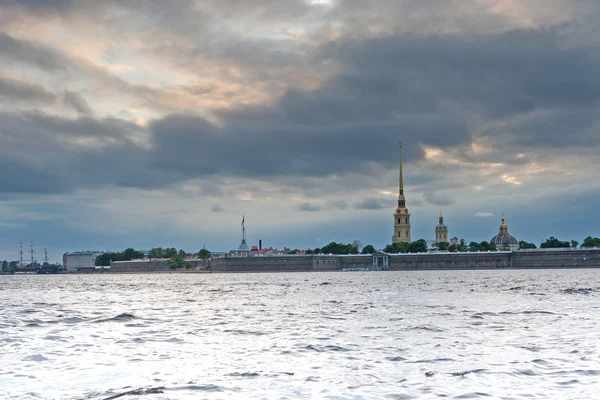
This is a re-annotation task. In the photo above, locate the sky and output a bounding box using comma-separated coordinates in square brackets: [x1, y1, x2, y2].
[1, 0, 600, 262]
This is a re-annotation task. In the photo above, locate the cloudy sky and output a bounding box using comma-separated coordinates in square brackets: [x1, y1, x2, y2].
[1, 0, 600, 261]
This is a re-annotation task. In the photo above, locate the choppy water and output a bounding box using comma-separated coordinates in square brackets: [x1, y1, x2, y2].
[1, 270, 600, 399]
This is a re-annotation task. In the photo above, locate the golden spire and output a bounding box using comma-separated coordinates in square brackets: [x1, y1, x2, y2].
[398, 141, 404, 195]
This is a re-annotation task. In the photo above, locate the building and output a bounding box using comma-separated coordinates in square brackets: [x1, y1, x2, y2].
[63, 251, 104, 273]
[490, 215, 519, 251]
[392, 141, 411, 243]
[435, 214, 449, 243]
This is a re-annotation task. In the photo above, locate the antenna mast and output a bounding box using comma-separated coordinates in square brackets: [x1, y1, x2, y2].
[44, 248, 49, 264]
[19, 242, 24, 267]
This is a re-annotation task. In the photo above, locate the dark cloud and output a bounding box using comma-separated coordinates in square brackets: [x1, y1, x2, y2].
[329, 200, 348, 210]
[211, 204, 224, 213]
[423, 191, 454, 206]
[0, 33, 68, 72]
[63, 91, 92, 115]
[0, 77, 55, 104]
[355, 197, 394, 210]
[297, 202, 321, 212]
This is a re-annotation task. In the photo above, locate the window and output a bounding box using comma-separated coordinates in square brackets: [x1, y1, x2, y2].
[398, 232, 401, 237]
[398, 218, 400, 224]
[406, 232, 409, 238]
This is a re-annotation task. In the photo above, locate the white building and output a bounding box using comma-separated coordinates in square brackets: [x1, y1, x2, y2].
[63, 251, 104, 273]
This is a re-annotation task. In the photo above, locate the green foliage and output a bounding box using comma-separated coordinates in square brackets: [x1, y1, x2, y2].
[169, 253, 190, 269]
[582, 237, 600, 248]
[384, 240, 428, 253]
[448, 244, 458, 252]
[468, 241, 497, 252]
[361, 244, 376, 254]
[436, 242, 449, 251]
[197, 248, 211, 260]
[352, 240, 363, 251]
[384, 242, 409, 253]
[571, 240, 579, 249]
[313, 248, 321, 254]
[319, 242, 359, 255]
[287, 250, 297, 254]
[408, 239, 428, 253]
[9, 261, 18, 268]
[519, 241, 537, 249]
[305, 249, 313, 254]
[1, 260, 7, 269]
[149, 247, 178, 259]
[540, 237, 571, 248]
[95, 248, 145, 266]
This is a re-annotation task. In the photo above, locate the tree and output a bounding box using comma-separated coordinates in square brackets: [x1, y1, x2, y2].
[519, 241, 537, 249]
[1, 260, 7, 270]
[352, 240, 363, 252]
[408, 239, 428, 253]
[320, 242, 359, 255]
[287, 250, 297, 254]
[437, 242, 449, 251]
[468, 242, 480, 252]
[458, 239, 468, 252]
[198, 248, 211, 260]
[581, 237, 600, 248]
[448, 244, 459, 252]
[571, 240, 579, 249]
[540, 237, 571, 248]
[9, 261, 18, 268]
[313, 248, 321, 254]
[169, 253, 189, 270]
[361, 244, 376, 254]
[305, 249, 313, 254]
[384, 242, 409, 253]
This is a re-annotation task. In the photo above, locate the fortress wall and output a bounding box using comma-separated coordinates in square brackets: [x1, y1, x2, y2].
[339, 255, 373, 269]
[389, 252, 512, 270]
[210, 256, 315, 272]
[511, 249, 600, 268]
[110, 260, 170, 272]
[109, 249, 600, 273]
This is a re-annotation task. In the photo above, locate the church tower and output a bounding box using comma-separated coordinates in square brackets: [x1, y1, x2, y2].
[392, 141, 411, 243]
[435, 213, 448, 243]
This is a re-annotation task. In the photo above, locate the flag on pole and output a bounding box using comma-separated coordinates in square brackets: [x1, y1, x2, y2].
[241, 215, 244, 226]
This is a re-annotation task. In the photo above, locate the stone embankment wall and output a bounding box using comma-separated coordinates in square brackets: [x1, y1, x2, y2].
[511, 249, 600, 269]
[110, 260, 170, 273]
[389, 252, 511, 270]
[108, 249, 600, 273]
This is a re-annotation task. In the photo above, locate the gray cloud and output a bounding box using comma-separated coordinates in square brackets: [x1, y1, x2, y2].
[63, 91, 92, 115]
[355, 197, 394, 210]
[0, 77, 55, 104]
[297, 202, 321, 212]
[0, 33, 68, 72]
[329, 200, 348, 210]
[423, 191, 454, 206]
[211, 204, 224, 213]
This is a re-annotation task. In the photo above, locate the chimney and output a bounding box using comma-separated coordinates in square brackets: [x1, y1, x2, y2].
[259, 240, 262, 250]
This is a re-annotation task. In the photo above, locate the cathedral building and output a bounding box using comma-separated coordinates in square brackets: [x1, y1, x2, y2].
[435, 214, 448, 243]
[392, 141, 411, 243]
[490, 215, 519, 251]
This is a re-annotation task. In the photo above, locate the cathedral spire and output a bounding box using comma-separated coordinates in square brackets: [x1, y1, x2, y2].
[392, 140, 411, 244]
[398, 141, 404, 195]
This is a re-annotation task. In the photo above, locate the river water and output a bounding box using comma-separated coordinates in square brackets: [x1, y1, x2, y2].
[1, 270, 599, 399]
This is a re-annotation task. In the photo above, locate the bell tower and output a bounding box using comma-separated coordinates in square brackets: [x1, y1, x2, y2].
[392, 141, 411, 243]
[435, 213, 448, 243]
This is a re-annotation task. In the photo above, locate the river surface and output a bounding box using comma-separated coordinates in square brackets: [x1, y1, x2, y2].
[1, 270, 600, 399]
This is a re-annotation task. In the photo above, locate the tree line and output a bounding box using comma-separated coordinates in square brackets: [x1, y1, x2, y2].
[297, 236, 600, 256]
[94, 247, 212, 269]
